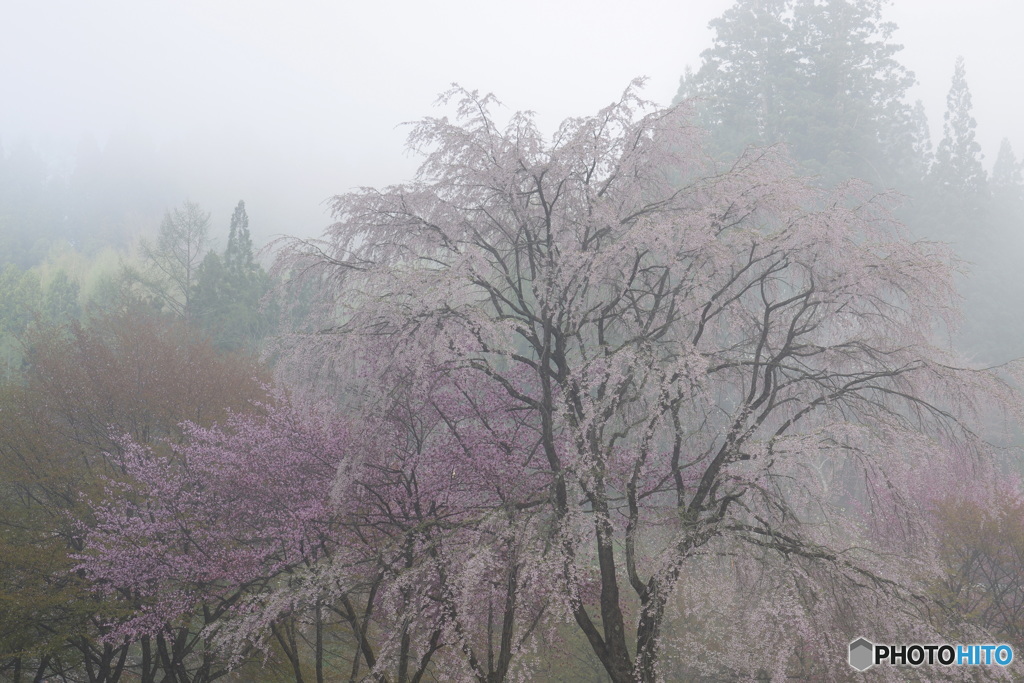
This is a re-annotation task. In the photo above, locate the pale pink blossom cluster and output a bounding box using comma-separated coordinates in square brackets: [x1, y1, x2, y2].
[78, 81, 1023, 681]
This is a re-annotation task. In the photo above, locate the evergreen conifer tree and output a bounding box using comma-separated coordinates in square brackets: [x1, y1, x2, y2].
[679, 0, 919, 187]
[933, 57, 987, 201]
[678, 0, 794, 156]
[992, 138, 1023, 205]
[225, 200, 255, 275]
[192, 200, 270, 350]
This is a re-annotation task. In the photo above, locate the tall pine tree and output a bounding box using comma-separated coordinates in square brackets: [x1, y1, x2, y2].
[933, 56, 987, 202]
[678, 0, 795, 156]
[679, 0, 919, 187]
[925, 58, 1022, 361]
[225, 200, 255, 275]
[990, 138, 1021, 206]
[789, 0, 917, 182]
[192, 201, 270, 350]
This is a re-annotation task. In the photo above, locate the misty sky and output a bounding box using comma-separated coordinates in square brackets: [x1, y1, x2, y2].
[2, 0, 1022, 241]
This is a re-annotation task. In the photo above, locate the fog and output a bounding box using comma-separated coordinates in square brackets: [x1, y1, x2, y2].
[7, 3, 1024, 679]
[4, 0, 1021, 244]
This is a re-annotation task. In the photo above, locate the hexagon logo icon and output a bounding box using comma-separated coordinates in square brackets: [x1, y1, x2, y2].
[849, 637, 874, 671]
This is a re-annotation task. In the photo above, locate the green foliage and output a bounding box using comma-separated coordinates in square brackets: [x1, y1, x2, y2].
[926, 57, 988, 252]
[140, 200, 212, 320]
[226, 200, 255, 274]
[0, 265, 41, 379]
[681, 1, 1024, 364]
[933, 496, 1024, 649]
[0, 265, 41, 335]
[680, 0, 919, 187]
[0, 309, 271, 681]
[914, 57, 1021, 361]
[43, 271, 81, 322]
[680, 0, 795, 159]
[933, 57, 987, 200]
[0, 381, 124, 678]
[992, 138, 1024, 206]
[192, 200, 272, 351]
